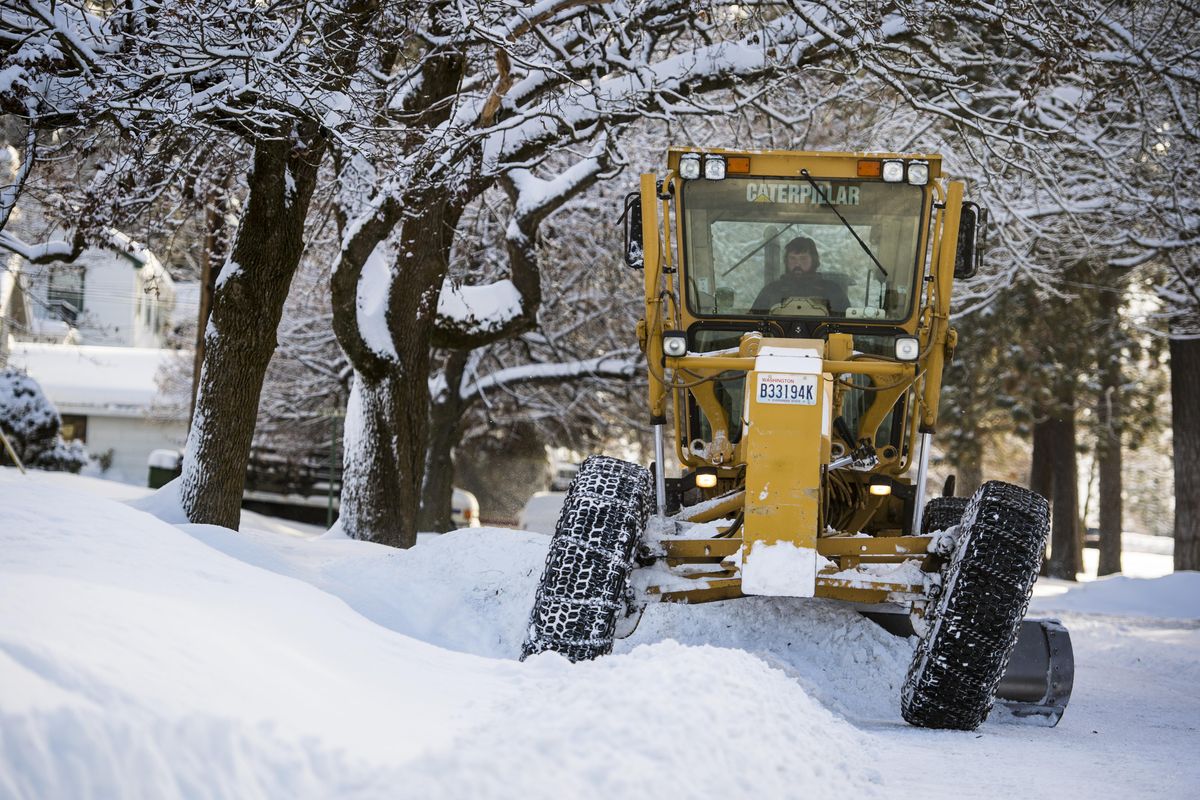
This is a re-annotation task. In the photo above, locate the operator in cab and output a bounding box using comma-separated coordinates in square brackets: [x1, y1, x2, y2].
[751, 236, 849, 315]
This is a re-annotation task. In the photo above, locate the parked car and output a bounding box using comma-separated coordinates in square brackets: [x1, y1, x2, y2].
[549, 463, 579, 492]
[518, 491, 566, 535]
[452, 487, 481, 528]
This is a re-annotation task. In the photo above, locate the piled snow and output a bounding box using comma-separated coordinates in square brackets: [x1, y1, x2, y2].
[621, 597, 914, 723]
[1, 470, 884, 798]
[3, 467, 1198, 798]
[183, 523, 546, 659]
[436, 279, 523, 333]
[742, 540, 820, 596]
[357, 242, 399, 359]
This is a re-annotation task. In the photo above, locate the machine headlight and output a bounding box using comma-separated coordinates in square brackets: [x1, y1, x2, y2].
[695, 467, 718, 489]
[662, 330, 688, 358]
[882, 159, 905, 183]
[907, 160, 929, 185]
[703, 154, 727, 180]
[895, 337, 920, 361]
[679, 153, 702, 180]
[869, 476, 893, 496]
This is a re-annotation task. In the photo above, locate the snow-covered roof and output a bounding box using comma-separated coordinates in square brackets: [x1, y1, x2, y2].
[5, 342, 184, 418]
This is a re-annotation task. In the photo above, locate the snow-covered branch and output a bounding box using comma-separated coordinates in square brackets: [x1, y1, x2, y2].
[460, 350, 641, 402]
[0, 229, 83, 264]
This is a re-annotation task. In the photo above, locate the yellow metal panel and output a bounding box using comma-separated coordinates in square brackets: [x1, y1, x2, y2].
[740, 343, 828, 597]
[641, 172, 667, 419]
[652, 578, 745, 604]
[815, 575, 925, 604]
[920, 180, 963, 431]
[817, 536, 932, 557]
[660, 539, 743, 559]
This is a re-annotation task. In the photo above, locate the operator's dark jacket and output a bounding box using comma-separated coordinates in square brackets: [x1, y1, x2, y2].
[752, 272, 849, 314]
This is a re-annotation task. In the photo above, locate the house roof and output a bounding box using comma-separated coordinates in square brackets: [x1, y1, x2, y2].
[6, 342, 189, 419]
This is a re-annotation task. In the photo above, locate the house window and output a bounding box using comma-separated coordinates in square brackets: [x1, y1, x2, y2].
[48, 265, 86, 324]
[59, 414, 88, 443]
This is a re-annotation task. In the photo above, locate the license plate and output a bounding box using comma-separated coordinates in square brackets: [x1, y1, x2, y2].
[756, 373, 817, 405]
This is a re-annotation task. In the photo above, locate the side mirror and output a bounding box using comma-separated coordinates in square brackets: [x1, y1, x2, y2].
[954, 202, 987, 280]
[622, 192, 644, 269]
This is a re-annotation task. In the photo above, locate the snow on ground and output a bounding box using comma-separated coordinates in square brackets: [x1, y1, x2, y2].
[2, 467, 1198, 799]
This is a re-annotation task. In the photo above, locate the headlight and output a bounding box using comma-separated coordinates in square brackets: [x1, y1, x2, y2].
[907, 160, 929, 185]
[895, 336, 920, 361]
[703, 154, 727, 180]
[678, 153, 701, 180]
[869, 476, 893, 496]
[882, 159, 905, 183]
[662, 331, 688, 358]
[695, 467, 718, 489]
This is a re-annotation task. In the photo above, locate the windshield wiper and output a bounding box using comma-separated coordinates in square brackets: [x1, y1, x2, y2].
[720, 223, 798, 277]
[800, 169, 888, 279]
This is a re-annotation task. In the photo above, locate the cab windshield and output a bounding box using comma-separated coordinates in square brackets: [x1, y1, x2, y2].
[681, 177, 926, 322]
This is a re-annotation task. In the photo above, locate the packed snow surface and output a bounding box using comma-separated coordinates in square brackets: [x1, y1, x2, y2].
[2, 468, 1198, 799]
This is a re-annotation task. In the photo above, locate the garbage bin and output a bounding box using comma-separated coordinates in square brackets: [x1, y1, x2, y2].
[147, 449, 183, 488]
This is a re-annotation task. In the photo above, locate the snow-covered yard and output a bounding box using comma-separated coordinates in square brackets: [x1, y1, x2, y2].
[2, 468, 1197, 799]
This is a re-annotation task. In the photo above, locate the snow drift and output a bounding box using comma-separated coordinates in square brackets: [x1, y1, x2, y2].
[3, 468, 1198, 799]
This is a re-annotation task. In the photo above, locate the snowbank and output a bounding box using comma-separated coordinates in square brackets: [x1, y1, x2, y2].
[3, 467, 1198, 799]
[0, 470, 883, 798]
[1031, 571, 1200, 620]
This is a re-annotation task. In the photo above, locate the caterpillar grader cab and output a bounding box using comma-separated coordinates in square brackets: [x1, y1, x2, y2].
[522, 148, 1074, 730]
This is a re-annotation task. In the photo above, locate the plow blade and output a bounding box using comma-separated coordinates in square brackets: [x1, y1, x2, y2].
[866, 612, 1075, 726]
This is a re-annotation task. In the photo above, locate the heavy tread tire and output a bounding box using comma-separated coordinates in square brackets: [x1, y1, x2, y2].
[521, 455, 652, 662]
[901, 480, 1049, 730]
[921, 496, 971, 534]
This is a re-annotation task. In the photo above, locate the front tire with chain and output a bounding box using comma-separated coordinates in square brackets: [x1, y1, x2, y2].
[902, 481, 1049, 730]
[521, 455, 652, 662]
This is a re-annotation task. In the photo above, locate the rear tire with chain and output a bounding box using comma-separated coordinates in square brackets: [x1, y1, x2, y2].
[902, 481, 1049, 730]
[521, 455, 652, 662]
[921, 496, 971, 534]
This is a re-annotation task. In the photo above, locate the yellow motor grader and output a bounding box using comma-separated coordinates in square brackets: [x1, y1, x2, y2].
[522, 148, 1074, 730]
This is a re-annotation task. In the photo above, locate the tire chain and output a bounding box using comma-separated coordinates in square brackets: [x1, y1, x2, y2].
[921, 496, 971, 534]
[521, 455, 652, 662]
[902, 480, 1049, 730]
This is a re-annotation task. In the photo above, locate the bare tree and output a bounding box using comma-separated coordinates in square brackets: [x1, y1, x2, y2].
[3, 0, 385, 527]
[7, 0, 1195, 551]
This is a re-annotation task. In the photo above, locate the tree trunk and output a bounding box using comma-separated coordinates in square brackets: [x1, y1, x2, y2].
[1172, 334, 1200, 571]
[1030, 415, 1054, 502]
[956, 435, 984, 498]
[176, 0, 378, 530]
[1045, 386, 1079, 580]
[1097, 287, 1123, 575]
[418, 350, 469, 533]
[340, 368, 424, 547]
[189, 178, 229, 427]
[1031, 412, 1054, 575]
[180, 135, 324, 529]
[332, 194, 464, 547]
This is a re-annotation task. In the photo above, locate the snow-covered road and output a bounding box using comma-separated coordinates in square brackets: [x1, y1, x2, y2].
[2, 468, 1197, 799]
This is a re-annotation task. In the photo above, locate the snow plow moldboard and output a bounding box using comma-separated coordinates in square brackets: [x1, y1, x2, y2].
[865, 611, 1075, 726]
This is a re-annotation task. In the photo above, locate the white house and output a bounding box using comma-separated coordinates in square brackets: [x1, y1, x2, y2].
[5, 342, 190, 484]
[2, 211, 194, 484]
[15, 234, 178, 349]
